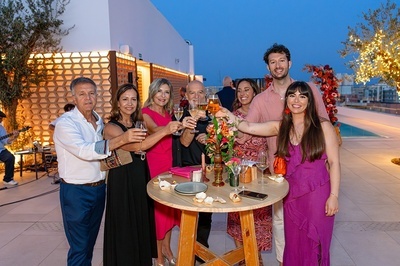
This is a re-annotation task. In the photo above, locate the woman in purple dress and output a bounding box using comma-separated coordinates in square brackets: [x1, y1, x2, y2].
[218, 81, 341, 265]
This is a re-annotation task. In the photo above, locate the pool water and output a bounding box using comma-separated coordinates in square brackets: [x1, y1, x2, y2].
[338, 123, 379, 137]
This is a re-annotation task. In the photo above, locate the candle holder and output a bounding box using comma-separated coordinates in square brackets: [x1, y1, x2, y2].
[212, 151, 224, 187]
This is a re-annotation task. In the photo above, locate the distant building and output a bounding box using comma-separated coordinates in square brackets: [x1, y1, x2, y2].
[366, 83, 399, 103]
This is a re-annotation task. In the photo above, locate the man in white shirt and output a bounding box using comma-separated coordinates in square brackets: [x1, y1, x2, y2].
[53, 77, 146, 266]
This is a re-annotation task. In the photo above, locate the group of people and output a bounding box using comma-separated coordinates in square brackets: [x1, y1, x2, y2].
[217, 43, 340, 265]
[52, 42, 340, 266]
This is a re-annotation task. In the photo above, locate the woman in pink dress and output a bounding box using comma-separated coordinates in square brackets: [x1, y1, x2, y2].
[219, 81, 341, 265]
[142, 78, 183, 266]
[226, 79, 272, 265]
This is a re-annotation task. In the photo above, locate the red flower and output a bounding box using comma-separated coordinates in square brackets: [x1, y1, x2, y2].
[303, 64, 341, 126]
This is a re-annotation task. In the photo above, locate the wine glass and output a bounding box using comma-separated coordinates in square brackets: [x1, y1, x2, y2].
[256, 151, 269, 186]
[135, 121, 147, 160]
[207, 94, 220, 119]
[197, 96, 209, 121]
[173, 104, 183, 136]
[188, 101, 199, 133]
[229, 164, 242, 192]
[239, 158, 250, 191]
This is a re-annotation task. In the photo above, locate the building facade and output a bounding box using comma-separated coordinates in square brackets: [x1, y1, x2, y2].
[19, 0, 195, 145]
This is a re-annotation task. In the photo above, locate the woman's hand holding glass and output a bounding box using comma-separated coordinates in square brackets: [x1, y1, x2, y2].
[166, 121, 183, 135]
[173, 104, 184, 136]
[134, 121, 148, 160]
[215, 107, 235, 121]
[123, 128, 147, 143]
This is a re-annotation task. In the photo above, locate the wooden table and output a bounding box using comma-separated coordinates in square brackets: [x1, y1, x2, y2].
[147, 171, 289, 266]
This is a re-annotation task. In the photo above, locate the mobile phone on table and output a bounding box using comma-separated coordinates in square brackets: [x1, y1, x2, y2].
[239, 190, 268, 200]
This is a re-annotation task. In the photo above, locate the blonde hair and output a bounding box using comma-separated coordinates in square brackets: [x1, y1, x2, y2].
[143, 78, 174, 114]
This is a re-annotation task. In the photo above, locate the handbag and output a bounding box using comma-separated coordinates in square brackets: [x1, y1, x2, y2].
[100, 148, 133, 171]
[273, 156, 287, 176]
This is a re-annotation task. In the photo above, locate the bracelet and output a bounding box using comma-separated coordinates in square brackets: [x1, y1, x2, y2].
[235, 118, 244, 128]
[330, 192, 338, 198]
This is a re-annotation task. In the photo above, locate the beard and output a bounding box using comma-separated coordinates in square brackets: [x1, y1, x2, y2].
[270, 68, 289, 80]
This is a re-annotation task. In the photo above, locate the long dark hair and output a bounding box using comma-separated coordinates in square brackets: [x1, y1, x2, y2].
[276, 81, 325, 162]
[232, 78, 260, 111]
[109, 83, 143, 122]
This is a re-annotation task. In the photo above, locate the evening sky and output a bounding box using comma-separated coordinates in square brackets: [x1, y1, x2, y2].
[150, 0, 395, 86]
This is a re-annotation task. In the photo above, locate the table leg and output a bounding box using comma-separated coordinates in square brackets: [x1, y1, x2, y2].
[239, 210, 259, 266]
[19, 154, 23, 177]
[34, 151, 38, 180]
[177, 210, 198, 266]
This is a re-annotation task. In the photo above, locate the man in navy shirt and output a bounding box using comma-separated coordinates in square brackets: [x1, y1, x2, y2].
[216, 76, 235, 111]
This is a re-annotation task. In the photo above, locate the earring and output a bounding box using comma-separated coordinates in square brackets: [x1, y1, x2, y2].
[284, 107, 291, 115]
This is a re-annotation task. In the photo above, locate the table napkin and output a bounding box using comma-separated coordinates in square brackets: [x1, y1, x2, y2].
[170, 166, 201, 178]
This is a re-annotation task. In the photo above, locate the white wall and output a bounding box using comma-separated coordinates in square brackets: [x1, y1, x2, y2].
[59, 0, 191, 73]
[59, 0, 111, 51]
[108, 0, 190, 73]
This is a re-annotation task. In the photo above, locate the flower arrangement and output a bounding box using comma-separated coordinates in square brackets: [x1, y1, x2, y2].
[225, 157, 241, 175]
[303, 64, 341, 125]
[264, 74, 273, 90]
[205, 117, 237, 163]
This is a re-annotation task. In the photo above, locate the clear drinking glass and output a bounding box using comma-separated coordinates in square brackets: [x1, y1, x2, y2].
[256, 151, 269, 186]
[197, 96, 209, 121]
[207, 94, 220, 119]
[135, 121, 147, 160]
[239, 158, 250, 191]
[230, 164, 242, 192]
[173, 104, 183, 136]
[188, 101, 199, 133]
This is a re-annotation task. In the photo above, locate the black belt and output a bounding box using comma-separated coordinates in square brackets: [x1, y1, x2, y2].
[60, 178, 105, 187]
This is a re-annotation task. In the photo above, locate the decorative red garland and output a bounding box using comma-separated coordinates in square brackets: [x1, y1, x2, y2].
[264, 74, 273, 90]
[264, 65, 340, 125]
[304, 65, 341, 125]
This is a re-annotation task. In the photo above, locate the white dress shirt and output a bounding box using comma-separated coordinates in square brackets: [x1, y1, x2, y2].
[54, 108, 109, 184]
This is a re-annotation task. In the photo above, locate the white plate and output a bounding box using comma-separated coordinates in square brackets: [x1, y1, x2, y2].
[174, 182, 208, 195]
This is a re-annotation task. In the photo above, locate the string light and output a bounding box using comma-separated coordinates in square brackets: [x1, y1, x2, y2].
[353, 30, 400, 90]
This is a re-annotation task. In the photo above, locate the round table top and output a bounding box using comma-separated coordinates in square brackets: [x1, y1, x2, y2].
[147, 171, 289, 213]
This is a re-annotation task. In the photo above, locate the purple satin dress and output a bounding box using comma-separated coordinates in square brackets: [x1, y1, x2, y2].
[283, 144, 334, 265]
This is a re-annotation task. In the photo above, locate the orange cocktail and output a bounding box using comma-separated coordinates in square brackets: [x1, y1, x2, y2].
[207, 94, 220, 116]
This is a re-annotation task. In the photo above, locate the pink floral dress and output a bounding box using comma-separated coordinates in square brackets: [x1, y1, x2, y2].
[226, 109, 273, 251]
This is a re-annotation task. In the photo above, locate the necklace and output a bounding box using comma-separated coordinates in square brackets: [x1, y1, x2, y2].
[290, 126, 303, 145]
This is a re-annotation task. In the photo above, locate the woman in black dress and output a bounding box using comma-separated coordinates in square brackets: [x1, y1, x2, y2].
[103, 83, 182, 266]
